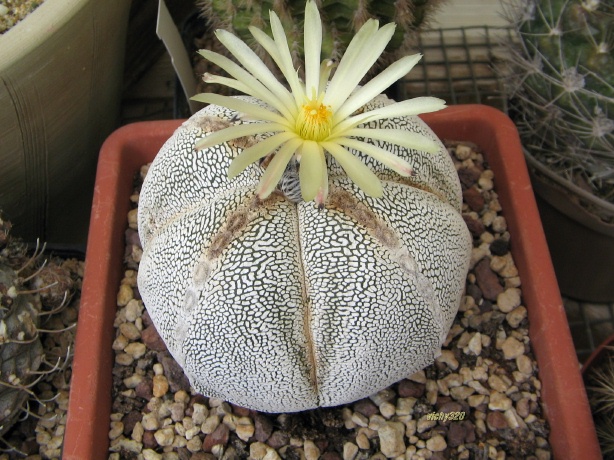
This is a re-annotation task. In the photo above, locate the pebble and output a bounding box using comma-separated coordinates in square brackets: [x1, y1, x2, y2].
[152, 374, 169, 397]
[474, 258, 504, 300]
[436, 350, 459, 370]
[506, 306, 527, 328]
[304, 440, 320, 460]
[236, 417, 255, 441]
[117, 283, 134, 306]
[203, 423, 229, 452]
[426, 434, 447, 452]
[124, 342, 147, 359]
[467, 332, 482, 355]
[343, 442, 359, 460]
[253, 413, 274, 442]
[154, 427, 174, 447]
[141, 324, 167, 351]
[356, 431, 370, 449]
[501, 337, 525, 359]
[489, 391, 513, 411]
[396, 397, 416, 416]
[517, 355, 533, 375]
[497, 288, 521, 313]
[378, 421, 406, 457]
[486, 412, 508, 430]
[119, 322, 141, 341]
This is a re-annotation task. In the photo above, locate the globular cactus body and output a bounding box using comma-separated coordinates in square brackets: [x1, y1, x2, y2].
[507, 0, 614, 202]
[137, 96, 472, 413]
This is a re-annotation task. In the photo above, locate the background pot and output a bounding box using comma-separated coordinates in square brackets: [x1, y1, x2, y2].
[63, 105, 600, 460]
[0, 0, 131, 246]
[526, 151, 614, 303]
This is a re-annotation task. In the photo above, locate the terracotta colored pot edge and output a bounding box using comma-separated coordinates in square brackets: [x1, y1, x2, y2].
[63, 107, 599, 459]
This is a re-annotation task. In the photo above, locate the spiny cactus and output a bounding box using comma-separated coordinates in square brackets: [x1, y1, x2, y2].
[197, 0, 445, 80]
[0, 213, 75, 437]
[506, 0, 614, 204]
[0, 216, 43, 436]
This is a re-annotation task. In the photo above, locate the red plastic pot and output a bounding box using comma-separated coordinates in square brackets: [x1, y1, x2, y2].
[63, 105, 600, 459]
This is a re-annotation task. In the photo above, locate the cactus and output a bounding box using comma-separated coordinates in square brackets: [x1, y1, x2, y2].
[505, 0, 614, 204]
[0, 215, 43, 436]
[0, 213, 75, 437]
[197, 0, 445, 80]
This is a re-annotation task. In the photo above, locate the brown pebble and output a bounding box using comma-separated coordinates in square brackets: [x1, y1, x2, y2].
[142, 430, 157, 449]
[125, 228, 142, 247]
[398, 379, 425, 399]
[231, 404, 251, 417]
[462, 420, 476, 443]
[122, 410, 143, 436]
[463, 187, 485, 212]
[267, 430, 290, 449]
[135, 380, 154, 400]
[438, 401, 463, 414]
[517, 398, 530, 418]
[253, 413, 273, 442]
[202, 423, 229, 452]
[353, 398, 379, 417]
[141, 324, 167, 352]
[463, 214, 485, 238]
[321, 453, 342, 460]
[475, 258, 504, 301]
[447, 422, 467, 447]
[157, 352, 191, 392]
[458, 166, 482, 188]
[487, 411, 509, 430]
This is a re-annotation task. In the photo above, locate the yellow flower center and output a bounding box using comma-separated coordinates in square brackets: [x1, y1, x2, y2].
[296, 98, 333, 142]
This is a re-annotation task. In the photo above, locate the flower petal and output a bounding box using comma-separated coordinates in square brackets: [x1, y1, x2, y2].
[324, 21, 395, 111]
[337, 137, 414, 176]
[256, 14, 305, 104]
[321, 142, 383, 197]
[304, 0, 322, 95]
[299, 140, 326, 201]
[339, 128, 440, 153]
[256, 138, 302, 198]
[199, 50, 293, 119]
[334, 54, 422, 123]
[195, 122, 286, 151]
[227, 132, 296, 178]
[215, 30, 297, 116]
[191, 93, 292, 127]
[334, 96, 446, 134]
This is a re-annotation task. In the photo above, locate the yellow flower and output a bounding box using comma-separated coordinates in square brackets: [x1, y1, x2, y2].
[193, 0, 446, 206]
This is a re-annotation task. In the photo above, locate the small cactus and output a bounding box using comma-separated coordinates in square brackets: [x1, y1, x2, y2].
[505, 0, 614, 204]
[0, 216, 43, 435]
[197, 0, 446, 80]
[0, 213, 75, 436]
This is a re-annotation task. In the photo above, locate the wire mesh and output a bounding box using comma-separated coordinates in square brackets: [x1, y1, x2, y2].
[400, 25, 516, 111]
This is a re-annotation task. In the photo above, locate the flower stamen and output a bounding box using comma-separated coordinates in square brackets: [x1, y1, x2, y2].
[297, 98, 333, 141]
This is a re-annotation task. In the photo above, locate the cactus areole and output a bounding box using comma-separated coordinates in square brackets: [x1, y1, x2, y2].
[138, 1, 471, 412]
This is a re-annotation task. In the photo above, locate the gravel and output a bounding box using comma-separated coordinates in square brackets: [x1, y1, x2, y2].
[107, 141, 552, 459]
[0, 258, 83, 460]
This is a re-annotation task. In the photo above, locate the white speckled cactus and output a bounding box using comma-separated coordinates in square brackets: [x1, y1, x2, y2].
[138, 0, 471, 412]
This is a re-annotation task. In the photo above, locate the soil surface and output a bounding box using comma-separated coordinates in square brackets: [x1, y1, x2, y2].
[0, 0, 45, 34]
